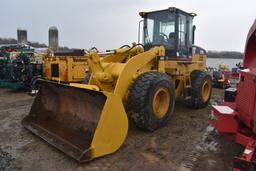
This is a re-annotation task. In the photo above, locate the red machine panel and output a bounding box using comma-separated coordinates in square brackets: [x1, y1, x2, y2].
[236, 70, 256, 129]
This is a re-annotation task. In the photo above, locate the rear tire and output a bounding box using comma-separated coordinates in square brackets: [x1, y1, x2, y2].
[126, 72, 175, 131]
[186, 70, 212, 109]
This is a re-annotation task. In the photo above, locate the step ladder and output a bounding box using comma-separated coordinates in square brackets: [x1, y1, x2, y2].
[184, 73, 192, 100]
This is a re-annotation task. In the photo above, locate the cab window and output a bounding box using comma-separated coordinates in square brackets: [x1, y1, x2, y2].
[178, 14, 186, 48]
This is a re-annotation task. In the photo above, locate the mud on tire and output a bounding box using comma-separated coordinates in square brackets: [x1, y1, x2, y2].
[126, 72, 175, 131]
[186, 70, 212, 109]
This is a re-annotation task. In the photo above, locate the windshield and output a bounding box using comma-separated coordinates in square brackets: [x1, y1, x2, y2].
[144, 11, 176, 50]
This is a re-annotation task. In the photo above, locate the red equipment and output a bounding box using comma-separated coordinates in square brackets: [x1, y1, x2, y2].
[211, 20, 256, 171]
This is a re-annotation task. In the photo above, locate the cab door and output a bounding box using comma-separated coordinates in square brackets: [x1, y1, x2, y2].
[177, 14, 188, 58]
[177, 14, 193, 59]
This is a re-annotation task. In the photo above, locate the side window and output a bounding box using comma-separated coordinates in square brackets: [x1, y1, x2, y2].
[144, 19, 154, 44]
[188, 16, 193, 46]
[178, 14, 186, 47]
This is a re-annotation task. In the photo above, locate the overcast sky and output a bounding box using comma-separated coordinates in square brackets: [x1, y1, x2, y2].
[1, 0, 256, 52]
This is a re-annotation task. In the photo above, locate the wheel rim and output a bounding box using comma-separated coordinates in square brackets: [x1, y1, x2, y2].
[201, 80, 211, 102]
[153, 87, 170, 119]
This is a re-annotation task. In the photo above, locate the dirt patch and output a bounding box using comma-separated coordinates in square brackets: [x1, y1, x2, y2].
[0, 88, 33, 110]
[0, 88, 239, 171]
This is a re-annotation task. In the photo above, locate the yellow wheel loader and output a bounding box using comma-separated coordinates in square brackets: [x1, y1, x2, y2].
[22, 7, 212, 162]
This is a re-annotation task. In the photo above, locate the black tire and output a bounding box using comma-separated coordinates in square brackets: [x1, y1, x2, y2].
[186, 70, 212, 109]
[82, 72, 91, 84]
[29, 76, 43, 96]
[29, 76, 42, 90]
[126, 72, 175, 131]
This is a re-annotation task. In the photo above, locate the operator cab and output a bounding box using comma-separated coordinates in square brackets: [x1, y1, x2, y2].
[140, 7, 196, 59]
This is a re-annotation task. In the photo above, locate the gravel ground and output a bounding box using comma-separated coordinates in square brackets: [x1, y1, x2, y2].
[0, 147, 19, 171]
[0, 88, 240, 171]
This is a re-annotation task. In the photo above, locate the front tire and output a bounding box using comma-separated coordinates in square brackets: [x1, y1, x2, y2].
[126, 72, 175, 131]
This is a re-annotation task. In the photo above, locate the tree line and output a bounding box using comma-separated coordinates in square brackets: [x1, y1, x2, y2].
[207, 50, 243, 59]
[0, 38, 69, 50]
[0, 38, 47, 48]
[0, 38, 244, 57]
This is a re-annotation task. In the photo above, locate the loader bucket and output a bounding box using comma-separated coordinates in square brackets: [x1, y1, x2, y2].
[22, 80, 128, 162]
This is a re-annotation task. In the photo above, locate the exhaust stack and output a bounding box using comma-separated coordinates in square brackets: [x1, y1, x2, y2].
[49, 26, 59, 49]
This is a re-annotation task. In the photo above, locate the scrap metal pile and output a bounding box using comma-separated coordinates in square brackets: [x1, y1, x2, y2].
[0, 44, 44, 89]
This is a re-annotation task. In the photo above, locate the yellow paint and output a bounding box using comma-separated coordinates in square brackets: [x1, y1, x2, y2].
[44, 53, 88, 83]
[201, 80, 211, 102]
[69, 83, 99, 91]
[91, 91, 128, 158]
[153, 87, 170, 118]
